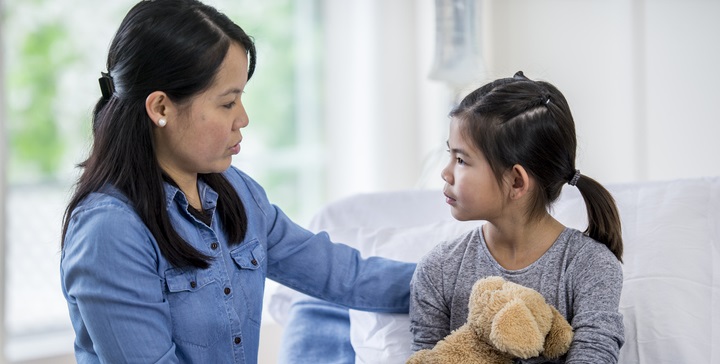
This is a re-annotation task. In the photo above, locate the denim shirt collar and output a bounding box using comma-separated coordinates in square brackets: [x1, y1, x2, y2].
[163, 177, 219, 212]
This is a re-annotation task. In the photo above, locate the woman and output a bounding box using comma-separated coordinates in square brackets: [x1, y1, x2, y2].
[60, 1, 414, 363]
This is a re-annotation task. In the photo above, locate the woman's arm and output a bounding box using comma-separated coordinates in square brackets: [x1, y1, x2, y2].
[61, 201, 178, 363]
[265, 204, 416, 312]
[231, 167, 416, 313]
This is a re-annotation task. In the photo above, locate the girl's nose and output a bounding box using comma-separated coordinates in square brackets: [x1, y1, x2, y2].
[441, 165, 453, 184]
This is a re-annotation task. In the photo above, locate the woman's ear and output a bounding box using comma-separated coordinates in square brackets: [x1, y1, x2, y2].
[507, 164, 531, 200]
[145, 91, 173, 127]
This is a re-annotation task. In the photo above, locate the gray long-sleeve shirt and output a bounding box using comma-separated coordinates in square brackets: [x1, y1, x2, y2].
[410, 226, 624, 363]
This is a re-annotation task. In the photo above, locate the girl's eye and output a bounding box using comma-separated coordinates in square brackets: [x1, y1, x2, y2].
[456, 157, 466, 166]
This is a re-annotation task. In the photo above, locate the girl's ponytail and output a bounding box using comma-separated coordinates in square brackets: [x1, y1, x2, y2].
[573, 172, 624, 262]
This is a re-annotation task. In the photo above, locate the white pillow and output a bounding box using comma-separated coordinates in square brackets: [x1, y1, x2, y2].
[610, 178, 719, 363]
[349, 219, 483, 364]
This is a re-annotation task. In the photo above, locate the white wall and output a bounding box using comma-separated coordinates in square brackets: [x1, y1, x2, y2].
[483, 0, 720, 184]
[322, 0, 720, 202]
[643, 0, 720, 181]
[322, 0, 452, 202]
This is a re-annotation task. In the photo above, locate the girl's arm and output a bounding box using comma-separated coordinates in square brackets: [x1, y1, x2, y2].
[565, 243, 625, 363]
[409, 249, 452, 351]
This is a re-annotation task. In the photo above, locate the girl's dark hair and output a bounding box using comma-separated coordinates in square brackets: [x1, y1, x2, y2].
[62, 0, 257, 268]
[451, 71, 623, 262]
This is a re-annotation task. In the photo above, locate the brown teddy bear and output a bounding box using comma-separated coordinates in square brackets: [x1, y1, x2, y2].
[407, 276, 574, 364]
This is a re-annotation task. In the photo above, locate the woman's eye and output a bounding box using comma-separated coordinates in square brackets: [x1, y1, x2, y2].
[223, 101, 236, 109]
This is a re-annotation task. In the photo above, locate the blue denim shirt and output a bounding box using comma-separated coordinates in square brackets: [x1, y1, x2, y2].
[60, 167, 415, 363]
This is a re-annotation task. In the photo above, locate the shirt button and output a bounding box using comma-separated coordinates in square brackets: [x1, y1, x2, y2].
[251, 259, 258, 266]
[190, 281, 197, 288]
[234, 337, 241, 344]
[224, 287, 231, 295]
[211, 242, 219, 250]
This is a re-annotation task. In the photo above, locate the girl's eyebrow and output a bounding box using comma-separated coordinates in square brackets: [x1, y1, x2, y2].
[446, 140, 469, 156]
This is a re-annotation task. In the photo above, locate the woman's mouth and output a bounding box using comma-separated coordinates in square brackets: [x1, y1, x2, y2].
[229, 142, 241, 155]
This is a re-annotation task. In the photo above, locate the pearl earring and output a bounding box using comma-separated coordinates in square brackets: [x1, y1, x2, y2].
[158, 118, 167, 127]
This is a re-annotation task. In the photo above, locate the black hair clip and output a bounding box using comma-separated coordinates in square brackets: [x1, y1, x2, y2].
[98, 72, 115, 100]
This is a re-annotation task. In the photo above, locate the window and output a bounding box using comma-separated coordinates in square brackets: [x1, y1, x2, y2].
[1, 0, 323, 361]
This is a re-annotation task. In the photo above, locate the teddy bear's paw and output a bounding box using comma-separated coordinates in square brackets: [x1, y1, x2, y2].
[541, 307, 574, 359]
[489, 298, 544, 359]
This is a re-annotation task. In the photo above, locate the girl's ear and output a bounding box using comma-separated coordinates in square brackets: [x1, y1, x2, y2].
[145, 91, 175, 127]
[507, 164, 531, 200]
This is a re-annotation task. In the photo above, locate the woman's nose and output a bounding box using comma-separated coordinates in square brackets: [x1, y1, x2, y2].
[234, 103, 249, 130]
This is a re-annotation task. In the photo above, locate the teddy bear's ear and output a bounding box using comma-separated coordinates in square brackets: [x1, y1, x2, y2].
[489, 297, 545, 359]
[541, 306, 574, 359]
[469, 276, 507, 317]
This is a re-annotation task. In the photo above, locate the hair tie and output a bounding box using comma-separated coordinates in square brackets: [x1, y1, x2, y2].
[513, 70, 528, 80]
[568, 169, 581, 186]
[98, 72, 115, 100]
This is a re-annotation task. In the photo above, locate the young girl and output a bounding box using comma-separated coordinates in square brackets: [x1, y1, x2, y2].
[410, 72, 624, 362]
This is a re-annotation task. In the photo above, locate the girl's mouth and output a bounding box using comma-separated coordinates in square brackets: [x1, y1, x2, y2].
[444, 193, 456, 205]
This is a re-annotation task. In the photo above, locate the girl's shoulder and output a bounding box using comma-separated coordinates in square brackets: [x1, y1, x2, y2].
[419, 226, 482, 268]
[559, 227, 623, 274]
[562, 228, 616, 255]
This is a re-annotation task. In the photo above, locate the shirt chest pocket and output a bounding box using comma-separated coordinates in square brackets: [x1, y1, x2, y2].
[230, 239, 266, 271]
[229, 239, 267, 324]
[164, 267, 226, 348]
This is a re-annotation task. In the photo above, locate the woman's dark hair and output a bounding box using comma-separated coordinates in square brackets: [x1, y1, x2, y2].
[62, 0, 257, 268]
[451, 71, 623, 261]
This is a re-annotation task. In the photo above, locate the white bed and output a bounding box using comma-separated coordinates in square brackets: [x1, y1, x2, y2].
[270, 176, 720, 363]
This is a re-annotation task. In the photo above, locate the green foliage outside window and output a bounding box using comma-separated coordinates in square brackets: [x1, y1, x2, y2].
[6, 21, 74, 178]
[3, 0, 322, 222]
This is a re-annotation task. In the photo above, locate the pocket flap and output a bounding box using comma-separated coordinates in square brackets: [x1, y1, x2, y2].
[230, 239, 266, 270]
[165, 267, 215, 292]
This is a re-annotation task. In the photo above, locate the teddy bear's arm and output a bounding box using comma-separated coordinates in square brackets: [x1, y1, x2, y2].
[541, 306, 574, 359]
